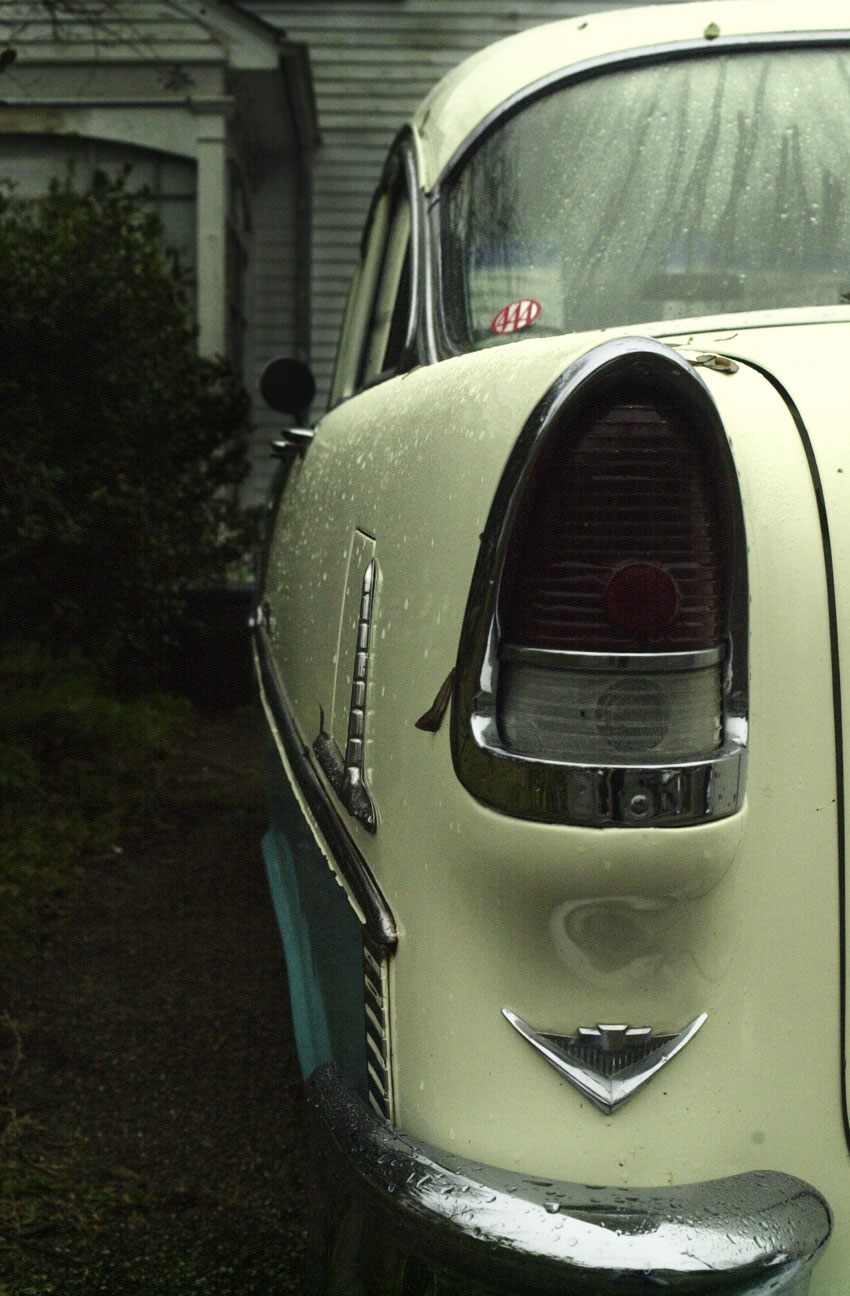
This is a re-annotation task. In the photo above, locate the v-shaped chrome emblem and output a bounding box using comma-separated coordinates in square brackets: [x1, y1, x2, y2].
[503, 1008, 707, 1115]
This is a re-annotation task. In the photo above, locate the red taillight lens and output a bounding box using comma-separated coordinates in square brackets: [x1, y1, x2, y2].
[603, 562, 678, 637]
[501, 405, 723, 653]
[497, 400, 728, 763]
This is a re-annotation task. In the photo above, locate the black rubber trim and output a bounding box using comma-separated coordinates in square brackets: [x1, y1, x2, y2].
[732, 356, 849, 1159]
[254, 623, 397, 952]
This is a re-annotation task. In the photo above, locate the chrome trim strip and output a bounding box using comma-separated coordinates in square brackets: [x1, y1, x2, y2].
[307, 1063, 832, 1293]
[500, 644, 724, 674]
[451, 338, 748, 828]
[271, 427, 314, 456]
[253, 625, 397, 951]
[503, 1008, 707, 1115]
[399, 132, 424, 372]
[326, 130, 426, 412]
[312, 732, 377, 834]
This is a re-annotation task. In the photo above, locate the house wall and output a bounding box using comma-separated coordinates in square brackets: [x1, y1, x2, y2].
[243, 155, 305, 506]
[0, 2, 236, 359]
[247, 1, 679, 412]
[0, 1, 319, 510]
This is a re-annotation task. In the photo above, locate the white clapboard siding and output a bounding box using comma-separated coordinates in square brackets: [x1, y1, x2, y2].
[0, 2, 224, 50]
[246, 0, 681, 410]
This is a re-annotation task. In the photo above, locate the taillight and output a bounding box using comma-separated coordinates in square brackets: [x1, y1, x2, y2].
[502, 405, 722, 653]
[451, 339, 747, 827]
[497, 401, 726, 765]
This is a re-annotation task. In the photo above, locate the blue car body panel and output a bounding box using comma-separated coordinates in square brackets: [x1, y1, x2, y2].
[262, 728, 368, 1098]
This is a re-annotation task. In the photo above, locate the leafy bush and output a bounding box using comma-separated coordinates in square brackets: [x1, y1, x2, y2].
[0, 173, 255, 687]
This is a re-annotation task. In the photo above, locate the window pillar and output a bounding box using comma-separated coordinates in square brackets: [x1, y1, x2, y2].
[194, 108, 228, 358]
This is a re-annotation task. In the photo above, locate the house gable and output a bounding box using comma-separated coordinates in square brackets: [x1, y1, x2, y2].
[0, 1, 318, 503]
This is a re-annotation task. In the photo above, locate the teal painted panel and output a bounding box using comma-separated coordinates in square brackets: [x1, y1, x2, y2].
[263, 827, 331, 1079]
[262, 726, 369, 1097]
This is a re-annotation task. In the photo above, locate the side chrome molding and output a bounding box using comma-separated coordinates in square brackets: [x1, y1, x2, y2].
[503, 1007, 707, 1115]
[254, 624, 396, 1122]
[253, 622, 396, 951]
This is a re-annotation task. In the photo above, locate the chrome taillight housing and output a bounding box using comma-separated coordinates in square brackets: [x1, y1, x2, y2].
[451, 339, 747, 827]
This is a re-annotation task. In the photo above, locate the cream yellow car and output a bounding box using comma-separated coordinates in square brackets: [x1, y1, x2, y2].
[253, 3, 849, 1290]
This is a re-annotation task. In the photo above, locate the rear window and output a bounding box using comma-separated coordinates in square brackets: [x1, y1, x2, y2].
[442, 46, 850, 347]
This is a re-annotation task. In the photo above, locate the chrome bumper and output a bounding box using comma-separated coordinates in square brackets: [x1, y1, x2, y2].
[306, 1064, 831, 1295]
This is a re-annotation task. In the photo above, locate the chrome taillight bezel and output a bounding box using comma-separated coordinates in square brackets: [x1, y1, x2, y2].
[450, 337, 748, 827]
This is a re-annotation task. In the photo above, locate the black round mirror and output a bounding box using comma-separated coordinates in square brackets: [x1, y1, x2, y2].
[260, 357, 316, 417]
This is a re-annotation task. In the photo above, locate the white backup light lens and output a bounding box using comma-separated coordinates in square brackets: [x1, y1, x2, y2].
[499, 661, 722, 762]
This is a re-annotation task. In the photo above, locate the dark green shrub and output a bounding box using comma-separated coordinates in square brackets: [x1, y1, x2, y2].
[0, 173, 255, 687]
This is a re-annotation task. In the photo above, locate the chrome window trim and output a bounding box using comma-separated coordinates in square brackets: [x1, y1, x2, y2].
[450, 337, 748, 828]
[253, 623, 397, 951]
[500, 644, 724, 674]
[426, 32, 850, 363]
[327, 129, 425, 411]
[307, 1062, 832, 1293]
[422, 181, 440, 370]
[396, 132, 423, 374]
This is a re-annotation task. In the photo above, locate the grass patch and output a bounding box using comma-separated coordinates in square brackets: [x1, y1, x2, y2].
[0, 646, 191, 1267]
[0, 645, 188, 953]
[0, 1012, 152, 1265]
[0, 656, 305, 1293]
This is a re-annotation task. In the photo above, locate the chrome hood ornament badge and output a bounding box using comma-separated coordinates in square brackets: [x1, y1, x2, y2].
[503, 1008, 707, 1115]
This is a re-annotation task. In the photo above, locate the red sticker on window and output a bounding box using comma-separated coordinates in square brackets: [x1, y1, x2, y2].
[491, 298, 541, 334]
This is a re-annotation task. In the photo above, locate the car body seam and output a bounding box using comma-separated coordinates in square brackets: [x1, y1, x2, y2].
[729, 353, 849, 1160]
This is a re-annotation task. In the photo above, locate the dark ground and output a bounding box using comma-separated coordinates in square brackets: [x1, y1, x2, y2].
[0, 705, 311, 1295]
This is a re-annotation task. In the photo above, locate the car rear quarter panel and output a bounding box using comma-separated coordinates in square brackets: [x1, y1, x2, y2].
[263, 333, 846, 1292]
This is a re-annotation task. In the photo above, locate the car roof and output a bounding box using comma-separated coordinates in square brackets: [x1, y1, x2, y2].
[411, 0, 850, 189]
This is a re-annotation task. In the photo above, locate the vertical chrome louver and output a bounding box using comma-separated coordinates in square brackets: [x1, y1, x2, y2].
[313, 557, 378, 832]
[364, 935, 393, 1120]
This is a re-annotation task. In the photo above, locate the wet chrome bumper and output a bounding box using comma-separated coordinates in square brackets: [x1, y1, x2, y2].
[306, 1064, 831, 1295]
